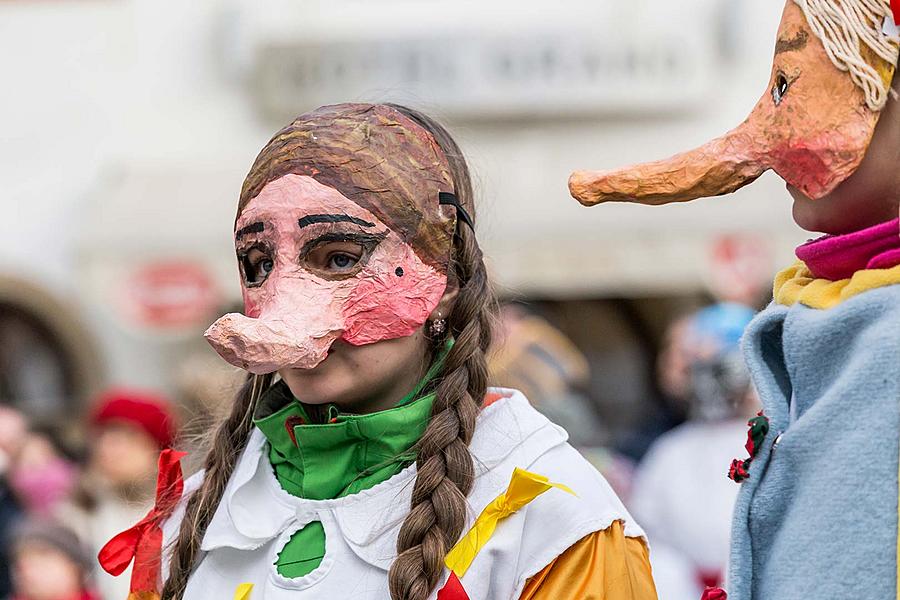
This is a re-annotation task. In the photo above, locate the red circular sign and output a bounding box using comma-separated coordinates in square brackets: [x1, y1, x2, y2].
[708, 234, 773, 304]
[121, 261, 220, 329]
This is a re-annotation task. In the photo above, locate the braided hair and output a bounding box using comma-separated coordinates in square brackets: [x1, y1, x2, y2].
[162, 373, 272, 599]
[386, 105, 497, 600]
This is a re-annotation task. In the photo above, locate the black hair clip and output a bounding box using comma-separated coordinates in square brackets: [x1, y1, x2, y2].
[439, 192, 475, 231]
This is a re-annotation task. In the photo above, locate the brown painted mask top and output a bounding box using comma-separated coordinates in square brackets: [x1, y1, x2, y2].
[240, 103, 457, 268]
[569, 0, 899, 207]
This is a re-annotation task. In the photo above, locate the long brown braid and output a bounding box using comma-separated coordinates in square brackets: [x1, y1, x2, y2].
[386, 105, 497, 600]
[161, 106, 495, 600]
[161, 372, 272, 599]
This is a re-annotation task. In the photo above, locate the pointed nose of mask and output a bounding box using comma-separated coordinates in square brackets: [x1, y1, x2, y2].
[569, 0, 896, 207]
[569, 122, 767, 206]
[204, 311, 341, 375]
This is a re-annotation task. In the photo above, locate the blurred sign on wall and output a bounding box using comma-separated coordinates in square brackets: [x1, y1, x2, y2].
[118, 261, 221, 330]
[252, 31, 717, 120]
[236, 0, 727, 122]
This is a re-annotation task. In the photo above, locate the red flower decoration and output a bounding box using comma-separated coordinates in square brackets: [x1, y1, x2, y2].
[728, 411, 769, 483]
[701, 587, 728, 600]
[728, 458, 750, 483]
[98, 449, 187, 599]
[745, 436, 757, 456]
[744, 411, 769, 457]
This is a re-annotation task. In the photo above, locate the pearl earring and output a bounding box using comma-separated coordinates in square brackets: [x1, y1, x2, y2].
[429, 313, 446, 337]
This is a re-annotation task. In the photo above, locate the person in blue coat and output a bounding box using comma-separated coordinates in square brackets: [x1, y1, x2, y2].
[568, 0, 900, 597]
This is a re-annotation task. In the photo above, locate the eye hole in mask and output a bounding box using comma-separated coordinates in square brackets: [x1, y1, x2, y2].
[298, 231, 387, 280]
[772, 71, 791, 105]
[239, 246, 275, 287]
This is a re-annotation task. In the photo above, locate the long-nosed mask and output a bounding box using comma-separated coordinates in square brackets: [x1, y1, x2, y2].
[569, 0, 899, 207]
[205, 104, 459, 374]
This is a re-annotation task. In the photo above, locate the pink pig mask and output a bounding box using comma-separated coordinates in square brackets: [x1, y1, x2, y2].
[204, 104, 460, 374]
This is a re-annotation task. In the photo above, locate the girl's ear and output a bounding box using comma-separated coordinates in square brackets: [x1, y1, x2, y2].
[430, 278, 459, 321]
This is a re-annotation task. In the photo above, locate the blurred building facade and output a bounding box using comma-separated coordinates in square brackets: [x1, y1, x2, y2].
[0, 0, 800, 447]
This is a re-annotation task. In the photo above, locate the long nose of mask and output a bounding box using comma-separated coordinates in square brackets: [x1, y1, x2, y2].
[570, 0, 898, 207]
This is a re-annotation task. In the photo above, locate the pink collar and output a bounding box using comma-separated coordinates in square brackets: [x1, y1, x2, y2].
[796, 218, 900, 280]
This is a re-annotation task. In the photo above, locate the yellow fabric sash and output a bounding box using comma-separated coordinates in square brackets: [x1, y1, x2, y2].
[444, 468, 575, 578]
[773, 261, 900, 309]
[233, 583, 253, 600]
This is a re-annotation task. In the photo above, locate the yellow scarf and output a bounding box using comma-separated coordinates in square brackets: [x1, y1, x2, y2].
[773, 261, 900, 309]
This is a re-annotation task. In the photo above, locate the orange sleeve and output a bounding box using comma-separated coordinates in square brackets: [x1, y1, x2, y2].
[519, 520, 658, 600]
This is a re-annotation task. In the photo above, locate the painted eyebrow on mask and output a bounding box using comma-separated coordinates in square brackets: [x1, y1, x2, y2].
[298, 214, 376, 229]
[235, 221, 264, 240]
[299, 231, 387, 258]
[775, 30, 809, 54]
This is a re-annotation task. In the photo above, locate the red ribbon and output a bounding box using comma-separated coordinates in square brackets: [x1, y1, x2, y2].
[892, 0, 900, 26]
[437, 572, 470, 600]
[98, 449, 187, 596]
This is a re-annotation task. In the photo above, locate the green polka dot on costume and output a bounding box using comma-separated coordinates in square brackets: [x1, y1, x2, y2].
[276, 521, 326, 578]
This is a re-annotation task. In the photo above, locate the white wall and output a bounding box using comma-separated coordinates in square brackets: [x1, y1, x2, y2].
[0, 0, 799, 389]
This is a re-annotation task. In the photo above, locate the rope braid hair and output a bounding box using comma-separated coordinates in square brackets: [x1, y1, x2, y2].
[161, 372, 272, 600]
[387, 105, 498, 600]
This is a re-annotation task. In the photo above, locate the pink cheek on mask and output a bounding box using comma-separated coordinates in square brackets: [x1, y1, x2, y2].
[341, 260, 447, 346]
[772, 145, 834, 198]
[771, 133, 865, 200]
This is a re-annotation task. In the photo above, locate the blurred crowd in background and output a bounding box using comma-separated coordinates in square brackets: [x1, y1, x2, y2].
[1, 0, 806, 598]
[0, 298, 762, 600]
[1, 388, 176, 600]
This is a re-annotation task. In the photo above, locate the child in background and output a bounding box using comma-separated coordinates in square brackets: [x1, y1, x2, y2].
[631, 304, 758, 599]
[59, 388, 176, 600]
[0, 406, 27, 598]
[11, 520, 100, 600]
[7, 424, 78, 519]
[487, 304, 604, 449]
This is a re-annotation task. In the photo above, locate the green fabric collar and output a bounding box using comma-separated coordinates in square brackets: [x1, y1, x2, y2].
[253, 340, 450, 501]
[254, 382, 434, 499]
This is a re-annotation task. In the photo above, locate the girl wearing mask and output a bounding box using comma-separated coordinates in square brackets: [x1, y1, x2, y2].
[104, 103, 657, 600]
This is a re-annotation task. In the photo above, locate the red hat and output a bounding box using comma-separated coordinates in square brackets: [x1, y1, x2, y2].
[90, 388, 177, 449]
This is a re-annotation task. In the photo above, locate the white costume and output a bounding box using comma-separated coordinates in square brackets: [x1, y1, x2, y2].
[163, 390, 647, 599]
